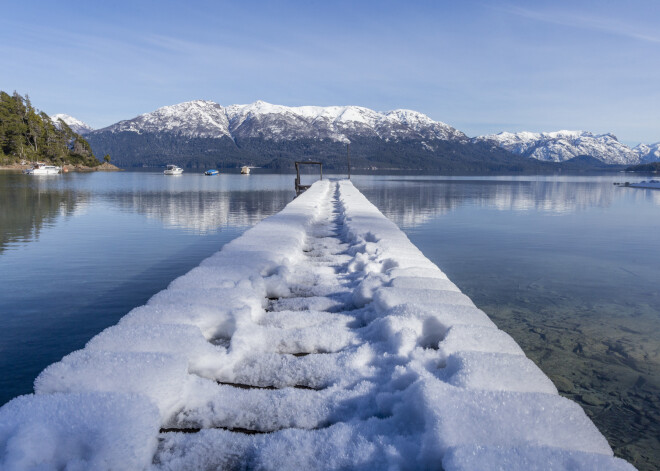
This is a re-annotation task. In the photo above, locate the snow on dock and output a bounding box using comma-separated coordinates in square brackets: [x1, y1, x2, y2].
[629, 180, 660, 189]
[0, 180, 634, 470]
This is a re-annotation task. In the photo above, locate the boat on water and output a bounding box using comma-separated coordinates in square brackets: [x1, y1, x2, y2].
[240, 166, 250, 175]
[204, 169, 219, 176]
[23, 163, 61, 175]
[164, 165, 183, 175]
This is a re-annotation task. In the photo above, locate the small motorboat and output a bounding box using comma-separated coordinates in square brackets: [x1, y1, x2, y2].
[205, 169, 219, 176]
[164, 165, 183, 175]
[240, 166, 250, 175]
[23, 163, 61, 175]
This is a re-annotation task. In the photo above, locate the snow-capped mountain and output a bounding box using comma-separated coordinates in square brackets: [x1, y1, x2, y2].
[86, 99, 659, 170]
[51, 114, 94, 135]
[102, 101, 231, 139]
[634, 142, 660, 162]
[98, 99, 467, 144]
[475, 130, 644, 165]
[89, 100, 521, 170]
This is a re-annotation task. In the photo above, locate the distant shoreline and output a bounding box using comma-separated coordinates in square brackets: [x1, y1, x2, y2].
[0, 162, 122, 172]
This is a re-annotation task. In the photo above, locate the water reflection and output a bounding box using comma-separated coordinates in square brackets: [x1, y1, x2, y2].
[0, 175, 90, 252]
[110, 189, 292, 234]
[0, 172, 295, 247]
[355, 178, 659, 228]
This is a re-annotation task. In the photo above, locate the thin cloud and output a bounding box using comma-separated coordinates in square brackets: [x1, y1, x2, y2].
[501, 5, 660, 44]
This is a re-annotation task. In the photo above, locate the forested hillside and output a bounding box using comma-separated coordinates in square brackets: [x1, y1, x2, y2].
[0, 91, 98, 166]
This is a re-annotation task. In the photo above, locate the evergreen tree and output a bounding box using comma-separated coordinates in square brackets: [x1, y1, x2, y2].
[0, 90, 99, 166]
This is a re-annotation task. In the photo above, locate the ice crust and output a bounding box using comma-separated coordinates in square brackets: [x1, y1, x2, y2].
[0, 180, 632, 470]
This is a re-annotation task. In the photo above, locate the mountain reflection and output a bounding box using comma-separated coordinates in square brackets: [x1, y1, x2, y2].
[110, 189, 293, 233]
[0, 177, 88, 252]
[0, 172, 293, 252]
[358, 179, 647, 228]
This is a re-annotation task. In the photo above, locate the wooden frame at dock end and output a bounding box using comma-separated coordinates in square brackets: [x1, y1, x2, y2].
[295, 161, 323, 196]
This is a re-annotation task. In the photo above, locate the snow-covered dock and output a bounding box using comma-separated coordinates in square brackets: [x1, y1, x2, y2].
[0, 180, 634, 470]
[629, 180, 660, 189]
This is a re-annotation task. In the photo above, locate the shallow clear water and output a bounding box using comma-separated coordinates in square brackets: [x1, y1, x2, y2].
[1, 172, 658, 468]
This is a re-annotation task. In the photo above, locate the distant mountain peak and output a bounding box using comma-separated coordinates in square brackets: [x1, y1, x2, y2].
[634, 141, 660, 162]
[51, 114, 93, 135]
[476, 129, 642, 165]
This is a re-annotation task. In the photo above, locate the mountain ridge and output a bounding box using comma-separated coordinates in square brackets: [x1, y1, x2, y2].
[475, 130, 647, 165]
[62, 100, 659, 169]
[95, 100, 466, 144]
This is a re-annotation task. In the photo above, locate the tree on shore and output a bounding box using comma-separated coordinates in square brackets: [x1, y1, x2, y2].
[103, 154, 111, 163]
[0, 91, 98, 166]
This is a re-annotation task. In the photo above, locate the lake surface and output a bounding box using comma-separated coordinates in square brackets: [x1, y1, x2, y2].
[1, 171, 658, 469]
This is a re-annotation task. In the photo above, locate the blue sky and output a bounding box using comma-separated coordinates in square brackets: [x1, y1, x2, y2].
[1, 0, 658, 144]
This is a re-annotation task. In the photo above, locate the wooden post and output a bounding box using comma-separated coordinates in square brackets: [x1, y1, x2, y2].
[294, 161, 323, 197]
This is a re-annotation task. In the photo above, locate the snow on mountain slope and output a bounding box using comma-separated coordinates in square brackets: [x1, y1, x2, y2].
[94, 100, 466, 144]
[634, 142, 660, 162]
[88, 100, 660, 165]
[51, 114, 94, 135]
[476, 130, 642, 165]
[101, 100, 232, 139]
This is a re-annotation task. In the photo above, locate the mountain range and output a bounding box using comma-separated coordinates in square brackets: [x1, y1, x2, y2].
[476, 130, 659, 165]
[53, 101, 660, 171]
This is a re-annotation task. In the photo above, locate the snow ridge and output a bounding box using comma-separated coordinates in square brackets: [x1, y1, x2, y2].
[0, 181, 634, 470]
[96, 99, 467, 144]
[633, 141, 660, 162]
[57, 103, 660, 165]
[476, 130, 643, 165]
[50, 113, 94, 135]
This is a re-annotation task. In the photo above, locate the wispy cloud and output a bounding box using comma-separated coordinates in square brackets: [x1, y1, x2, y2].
[501, 5, 660, 44]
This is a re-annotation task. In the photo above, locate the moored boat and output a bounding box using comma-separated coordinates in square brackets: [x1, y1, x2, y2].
[164, 165, 183, 175]
[205, 169, 219, 176]
[23, 163, 61, 175]
[240, 166, 250, 175]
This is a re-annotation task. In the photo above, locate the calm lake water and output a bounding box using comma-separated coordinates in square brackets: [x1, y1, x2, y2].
[1, 171, 658, 469]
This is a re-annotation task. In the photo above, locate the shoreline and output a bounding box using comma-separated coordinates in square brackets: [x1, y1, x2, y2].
[0, 162, 122, 172]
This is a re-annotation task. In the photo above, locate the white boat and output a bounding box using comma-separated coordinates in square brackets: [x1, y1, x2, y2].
[164, 165, 183, 175]
[240, 166, 250, 175]
[23, 163, 61, 175]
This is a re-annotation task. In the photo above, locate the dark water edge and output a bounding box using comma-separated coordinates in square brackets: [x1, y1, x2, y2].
[354, 176, 659, 471]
